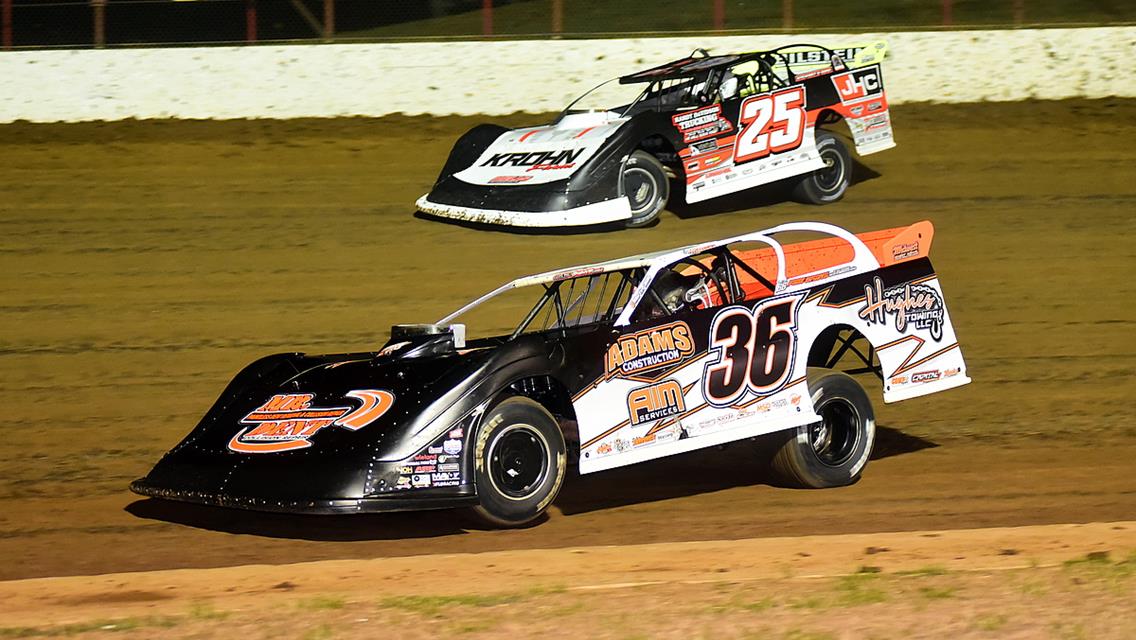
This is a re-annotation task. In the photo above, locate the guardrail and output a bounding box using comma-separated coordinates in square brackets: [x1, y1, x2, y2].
[4, 0, 1133, 49]
[1, 26, 1133, 122]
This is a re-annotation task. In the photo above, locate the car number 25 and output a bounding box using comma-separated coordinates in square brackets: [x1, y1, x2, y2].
[702, 295, 802, 407]
[733, 87, 807, 164]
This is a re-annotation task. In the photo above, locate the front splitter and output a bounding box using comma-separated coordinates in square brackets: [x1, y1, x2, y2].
[416, 194, 632, 228]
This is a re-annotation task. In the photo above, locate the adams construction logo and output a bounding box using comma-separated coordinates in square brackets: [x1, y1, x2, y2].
[858, 276, 945, 341]
[228, 390, 394, 453]
[606, 321, 695, 377]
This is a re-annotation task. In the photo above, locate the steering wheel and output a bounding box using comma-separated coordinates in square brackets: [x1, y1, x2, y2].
[671, 258, 730, 308]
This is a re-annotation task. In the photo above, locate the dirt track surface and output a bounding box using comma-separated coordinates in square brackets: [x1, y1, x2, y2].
[2, 522, 1133, 638]
[1, 100, 1134, 585]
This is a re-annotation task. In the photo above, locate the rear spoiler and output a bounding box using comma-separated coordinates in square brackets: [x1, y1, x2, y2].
[860, 219, 933, 267]
[756, 219, 933, 269]
[778, 40, 889, 71]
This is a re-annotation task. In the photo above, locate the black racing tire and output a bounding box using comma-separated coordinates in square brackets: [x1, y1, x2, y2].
[622, 150, 670, 228]
[770, 370, 875, 488]
[792, 130, 852, 205]
[469, 396, 566, 528]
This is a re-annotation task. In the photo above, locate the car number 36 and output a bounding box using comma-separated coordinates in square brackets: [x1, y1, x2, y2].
[702, 295, 802, 407]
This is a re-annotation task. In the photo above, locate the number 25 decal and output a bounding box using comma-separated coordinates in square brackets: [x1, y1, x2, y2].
[734, 87, 807, 164]
[702, 295, 802, 407]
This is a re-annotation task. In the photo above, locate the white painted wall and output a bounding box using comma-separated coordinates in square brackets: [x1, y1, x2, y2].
[1, 27, 1132, 123]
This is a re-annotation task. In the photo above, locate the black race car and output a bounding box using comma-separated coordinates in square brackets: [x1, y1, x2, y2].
[417, 42, 894, 229]
[132, 221, 970, 527]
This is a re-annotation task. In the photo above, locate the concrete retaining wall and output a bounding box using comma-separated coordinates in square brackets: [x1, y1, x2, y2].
[1, 27, 1133, 122]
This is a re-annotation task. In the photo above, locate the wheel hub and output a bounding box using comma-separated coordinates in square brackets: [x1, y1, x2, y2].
[489, 425, 549, 499]
[814, 148, 845, 193]
[807, 399, 860, 467]
[624, 167, 657, 214]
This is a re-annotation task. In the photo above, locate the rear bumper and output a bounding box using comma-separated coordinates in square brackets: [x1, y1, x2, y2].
[130, 478, 478, 515]
[416, 194, 631, 228]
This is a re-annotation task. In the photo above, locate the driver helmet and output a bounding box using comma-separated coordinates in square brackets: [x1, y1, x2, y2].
[718, 71, 739, 101]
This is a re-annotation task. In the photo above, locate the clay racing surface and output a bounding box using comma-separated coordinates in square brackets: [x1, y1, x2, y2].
[0, 100, 1133, 635]
[2, 522, 1133, 638]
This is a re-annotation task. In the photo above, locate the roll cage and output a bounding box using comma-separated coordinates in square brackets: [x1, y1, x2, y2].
[558, 44, 854, 121]
[438, 222, 879, 343]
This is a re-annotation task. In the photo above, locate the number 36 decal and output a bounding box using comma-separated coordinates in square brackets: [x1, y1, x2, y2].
[734, 87, 807, 164]
[702, 294, 803, 407]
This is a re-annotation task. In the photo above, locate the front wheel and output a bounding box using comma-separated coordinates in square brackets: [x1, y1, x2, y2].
[792, 130, 852, 205]
[622, 150, 670, 228]
[770, 371, 875, 488]
[469, 396, 566, 528]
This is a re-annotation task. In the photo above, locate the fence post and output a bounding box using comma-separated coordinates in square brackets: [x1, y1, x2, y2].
[245, 0, 257, 43]
[782, 0, 793, 30]
[2, 0, 12, 50]
[551, 0, 562, 35]
[942, 0, 952, 26]
[323, 0, 334, 41]
[712, 0, 724, 31]
[91, 0, 106, 48]
[482, 0, 492, 36]
[1013, 0, 1024, 25]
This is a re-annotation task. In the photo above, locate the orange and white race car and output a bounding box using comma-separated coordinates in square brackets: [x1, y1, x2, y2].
[133, 220, 968, 528]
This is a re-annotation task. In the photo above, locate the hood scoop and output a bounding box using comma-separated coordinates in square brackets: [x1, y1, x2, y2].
[383, 323, 466, 359]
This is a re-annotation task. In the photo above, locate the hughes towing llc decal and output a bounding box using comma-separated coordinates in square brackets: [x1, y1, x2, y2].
[858, 276, 945, 341]
[228, 389, 394, 453]
[606, 321, 696, 377]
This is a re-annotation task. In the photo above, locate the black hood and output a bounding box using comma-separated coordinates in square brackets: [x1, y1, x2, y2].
[131, 327, 577, 511]
[134, 342, 495, 504]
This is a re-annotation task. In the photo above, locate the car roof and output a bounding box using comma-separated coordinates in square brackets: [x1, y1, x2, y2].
[511, 220, 883, 290]
[618, 43, 847, 85]
[512, 233, 754, 288]
[438, 221, 888, 327]
[618, 52, 753, 84]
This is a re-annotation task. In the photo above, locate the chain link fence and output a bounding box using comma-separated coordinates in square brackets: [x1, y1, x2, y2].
[3, 0, 1134, 49]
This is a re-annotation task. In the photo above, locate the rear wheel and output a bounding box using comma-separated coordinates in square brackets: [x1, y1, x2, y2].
[770, 371, 875, 488]
[470, 397, 566, 528]
[792, 130, 852, 205]
[623, 150, 670, 228]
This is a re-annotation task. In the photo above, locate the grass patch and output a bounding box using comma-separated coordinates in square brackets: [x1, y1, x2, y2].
[0, 616, 180, 638]
[188, 601, 229, 621]
[740, 597, 777, 612]
[299, 596, 347, 611]
[1062, 551, 1113, 568]
[379, 584, 564, 618]
[833, 573, 888, 606]
[895, 565, 950, 578]
[782, 630, 836, 640]
[918, 585, 957, 600]
[379, 593, 526, 618]
[1062, 551, 1134, 590]
[1051, 622, 1089, 640]
[548, 601, 588, 617]
[974, 614, 1009, 631]
[708, 595, 776, 614]
[789, 595, 826, 610]
[789, 573, 888, 609]
[451, 620, 494, 634]
[302, 625, 335, 640]
[1018, 580, 1048, 597]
